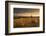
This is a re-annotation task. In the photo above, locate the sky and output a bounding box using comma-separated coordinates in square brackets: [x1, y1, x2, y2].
[14, 8, 39, 13]
[14, 8, 40, 17]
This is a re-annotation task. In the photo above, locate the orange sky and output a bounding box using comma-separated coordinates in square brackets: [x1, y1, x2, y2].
[15, 10, 40, 17]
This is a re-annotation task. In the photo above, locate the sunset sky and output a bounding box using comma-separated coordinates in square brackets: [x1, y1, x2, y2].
[14, 8, 40, 17]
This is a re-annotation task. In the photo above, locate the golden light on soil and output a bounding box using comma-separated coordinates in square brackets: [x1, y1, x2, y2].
[14, 17, 40, 28]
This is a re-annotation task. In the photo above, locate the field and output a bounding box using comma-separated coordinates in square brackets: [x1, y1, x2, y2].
[14, 17, 40, 28]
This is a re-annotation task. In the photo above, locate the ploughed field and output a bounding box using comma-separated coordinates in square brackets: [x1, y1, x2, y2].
[14, 17, 40, 28]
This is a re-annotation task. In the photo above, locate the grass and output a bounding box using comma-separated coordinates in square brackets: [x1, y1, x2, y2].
[14, 17, 40, 28]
